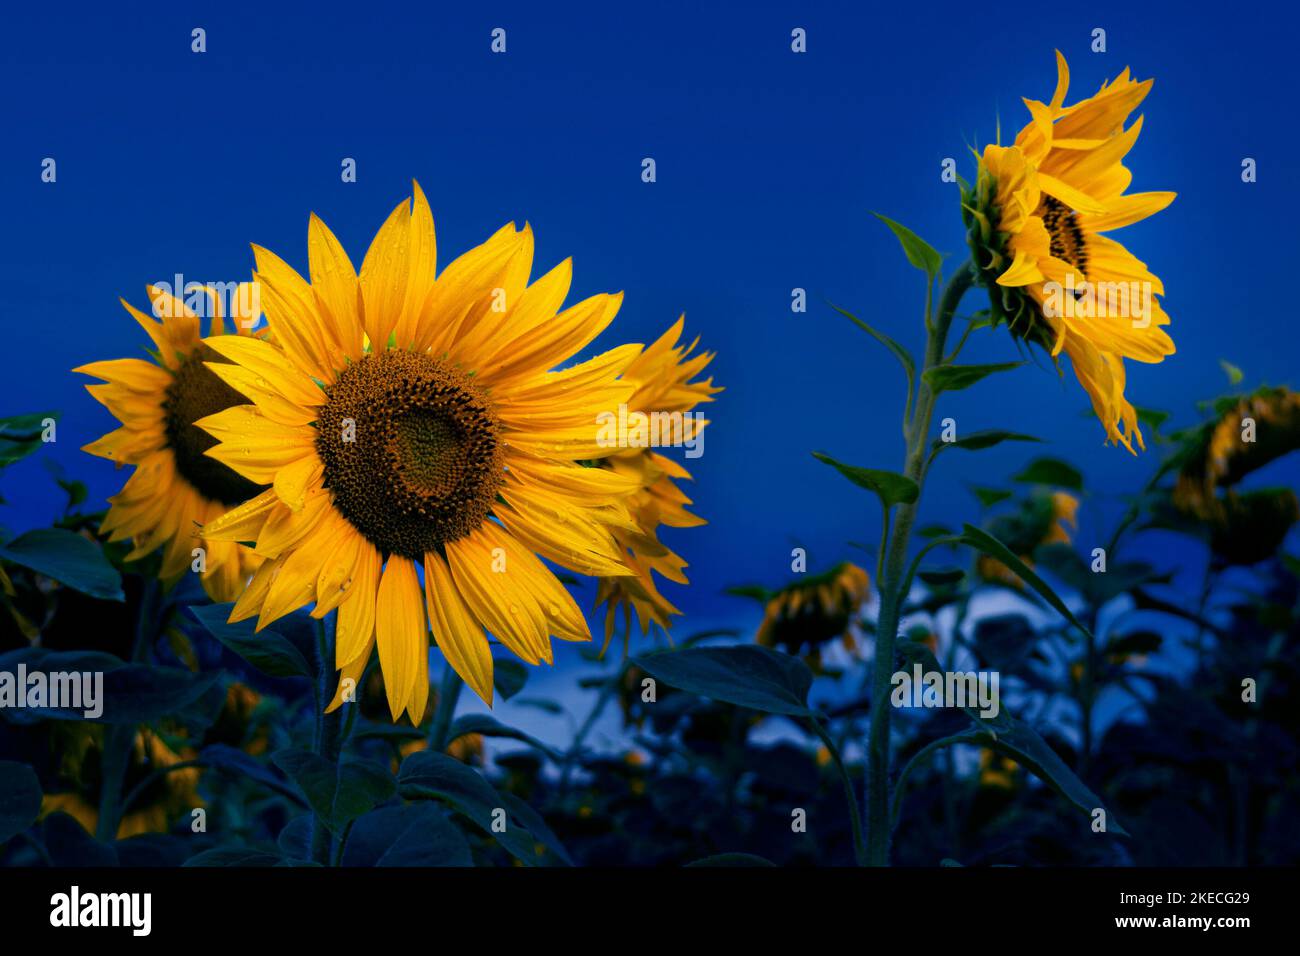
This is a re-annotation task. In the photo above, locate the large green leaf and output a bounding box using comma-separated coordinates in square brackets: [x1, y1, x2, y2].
[447, 713, 561, 761]
[922, 362, 1024, 394]
[958, 524, 1091, 638]
[0, 529, 123, 601]
[813, 452, 918, 508]
[398, 750, 566, 866]
[979, 718, 1129, 836]
[1012, 457, 1084, 491]
[340, 803, 473, 867]
[0, 761, 42, 843]
[184, 847, 290, 867]
[190, 604, 316, 679]
[933, 429, 1041, 454]
[874, 213, 942, 275]
[272, 749, 396, 833]
[629, 645, 813, 717]
[685, 853, 777, 867]
[0, 648, 219, 724]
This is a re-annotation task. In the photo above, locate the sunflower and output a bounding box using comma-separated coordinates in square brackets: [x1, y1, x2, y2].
[1174, 386, 1300, 518]
[198, 183, 662, 722]
[594, 317, 720, 651]
[75, 285, 265, 600]
[40, 726, 202, 839]
[755, 562, 871, 668]
[964, 52, 1175, 452]
[975, 490, 1077, 588]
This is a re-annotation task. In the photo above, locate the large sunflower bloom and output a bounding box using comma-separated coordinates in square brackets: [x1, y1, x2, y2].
[76, 285, 265, 600]
[964, 52, 1176, 452]
[595, 317, 720, 651]
[198, 183, 652, 722]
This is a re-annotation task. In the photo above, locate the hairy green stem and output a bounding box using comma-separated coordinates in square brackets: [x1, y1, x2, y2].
[310, 615, 343, 865]
[428, 663, 464, 754]
[864, 261, 974, 866]
[96, 576, 160, 842]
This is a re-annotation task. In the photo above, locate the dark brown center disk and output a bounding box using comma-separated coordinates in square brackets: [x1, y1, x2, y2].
[163, 345, 268, 506]
[1040, 196, 1089, 279]
[314, 350, 505, 561]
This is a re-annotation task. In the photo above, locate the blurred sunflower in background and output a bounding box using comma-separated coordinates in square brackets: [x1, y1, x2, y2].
[40, 726, 202, 839]
[594, 317, 719, 653]
[1172, 386, 1300, 565]
[198, 183, 701, 722]
[75, 285, 265, 600]
[755, 562, 871, 670]
[975, 490, 1078, 588]
[964, 52, 1175, 452]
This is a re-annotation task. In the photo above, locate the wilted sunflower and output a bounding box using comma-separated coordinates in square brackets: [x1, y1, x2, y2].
[40, 726, 202, 839]
[755, 562, 871, 667]
[975, 490, 1077, 588]
[964, 52, 1175, 452]
[198, 183, 663, 721]
[76, 285, 265, 600]
[594, 317, 719, 651]
[1172, 386, 1300, 564]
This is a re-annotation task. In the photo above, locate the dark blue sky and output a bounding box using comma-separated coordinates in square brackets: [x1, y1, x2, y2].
[2, 0, 1296, 639]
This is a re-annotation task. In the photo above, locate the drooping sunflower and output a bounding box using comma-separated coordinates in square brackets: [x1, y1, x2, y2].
[964, 52, 1176, 452]
[1171, 386, 1300, 564]
[198, 183, 665, 722]
[755, 562, 871, 668]
[975, 489, 1078, 588]
[594, 317, 720, 651]
[76, 285, 265, 600]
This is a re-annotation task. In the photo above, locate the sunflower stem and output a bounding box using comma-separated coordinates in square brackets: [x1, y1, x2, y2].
[429, 663, 464, 754]
[96, 575, 160, 843]
[864, 260, 974, 866]
[310, 615, 343, 865]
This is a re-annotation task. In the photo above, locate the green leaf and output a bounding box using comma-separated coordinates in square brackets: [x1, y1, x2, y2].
[0, 529, 123, 601]
[725, 584, 772, 603]
[0, 648, 219, 724]
[184, 847, 289, 867]
[813, 452, 918, 508]
[447, 713, 561, 761]
[630, 645, 813, 717]
[1134, 406, 1171, 433]
[827, 302, 916, 389]
[917, 524, 954, 539]
[957, 524, 1091, 638]
[398, 751, 565, 866]
[189, 604, 316, 679]
[934, 429, 1041, 453]
[340, 803, 473, 867]
[977, 718, 1130, 837]
[685, 853, 777, 867]
[874, 213, 942, 275]
[0, 412, 57, 467]
[272, 750, 396, 833]
[0, 761, 42, 843]
[971, 486, 1013, 508]
[492, 658, 528, 701]
[922, 362, 1024, 394]
[1012, 457, 1084, 491]
[1219, 359, 1244, 385]
[918, 568, 964, 587]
